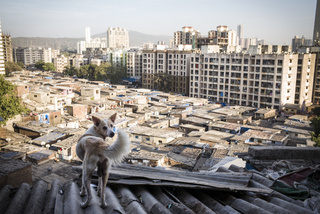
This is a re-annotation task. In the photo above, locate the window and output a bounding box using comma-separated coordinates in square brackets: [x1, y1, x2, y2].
[34, 95, 37, 97]
[146, 137, 150, 141]
[135, 136, 139, 139]
[96, 90, 99, 94]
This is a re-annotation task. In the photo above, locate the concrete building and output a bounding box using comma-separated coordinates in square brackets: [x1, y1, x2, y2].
[292, 36, 312, 52]
[105, 49, 127, 66]
[311, 46, 320, 104]
[77, 27, 107, 54]
[107, 27, 129, 49]
[197, 26, 238, 52]
[28, 91, 50, 104]
[1, 33, 13, 62]
[53, 55, 69, 73]
[80, 87, 100, 100]
[237, 25, 243, 42]
[313, 0, 320, 45]
[77, 38, 107, 55]
[85, 27, 91, 43]
[189, 52, 315, 110]
[167, 49, 192, 96]
[127, 49, 142, 78]
[13, 47, 57, 65]
[173, 26, 200, 49]
[0, 21, 5, 74]
[141, 47, 192, 96]
[294, 53, 316, 106]
[142, 49, 157, 89]
[69, 54, 84, 69]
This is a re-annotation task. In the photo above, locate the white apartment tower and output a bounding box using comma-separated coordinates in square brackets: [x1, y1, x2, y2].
[107, 27, 129, 49]
[127, 49, 142, 78]
[173, 26, 200, 49]
[13, 47, 58, 65]
[294, 54, 316, 105]
[0, 21, 5, 75]
[189, 53, 315, 110]
[141, 48, 191, 95]
[85, 27, 91, 43]
[77, 27, 106, 54]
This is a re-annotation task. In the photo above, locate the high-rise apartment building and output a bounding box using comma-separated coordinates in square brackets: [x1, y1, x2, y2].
[142, 50, 157, 89]
[173, 26, 200, 49]
[197, 26, 238, 52]
[311, 46, 320, 104]
[167, 50, 191, 95]
[77, 27, 107, 54]
[189, 53, 315, 110]
[53, 55, 69, 73]
[105, 49, 127, 66]
[1, 33, 13, 62]
[0, 21, 5, 74]
[107, 27, 129, 49]
[85, 27, 91, 43]
[294, 54, 316, 105]
[313, 0, 320, 45]
[141, 47, 192, 95]
[127, 49, 142, 78]
[292, 36, 312, 52]
[13, 47, 58, 65]
[237, 25, 243, 41]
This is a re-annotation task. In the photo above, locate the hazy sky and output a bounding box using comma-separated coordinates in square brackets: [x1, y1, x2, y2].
[0, 0, 317, 45]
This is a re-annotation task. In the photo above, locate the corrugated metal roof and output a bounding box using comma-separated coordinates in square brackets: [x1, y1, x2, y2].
[1, 163, 318, 213]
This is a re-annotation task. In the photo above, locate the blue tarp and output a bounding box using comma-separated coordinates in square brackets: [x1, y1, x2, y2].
[122, 77, 137, 82]
[241, 127, 251, 133]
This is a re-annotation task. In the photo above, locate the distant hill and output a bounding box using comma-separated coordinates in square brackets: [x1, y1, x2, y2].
[12, 31, 172, 50]
[12, 37, 83, 50]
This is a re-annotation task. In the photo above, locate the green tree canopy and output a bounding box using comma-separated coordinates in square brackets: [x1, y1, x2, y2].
[311, 116, 320, 147]
[63, 63, 127, 83]
[35, 61, 56, 71]
[312, 107, 320, 117]
[17, 62, 25, 69]
[35, 60, 45, 70]
[107, 64, 127, 84]
[311, 132, 320, 147]
[0, 75, 29, 125]
[43, 62, 56, 71]
[153, 73, 172, 93]
[5, 62, 23, 76]
[63, 65, 79, 77]
[311, 116, 320, 136]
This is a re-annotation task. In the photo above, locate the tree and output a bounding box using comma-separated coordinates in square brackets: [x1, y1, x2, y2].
[17, 62, 25, 69]
[106, 64, 127, 84]
[311, 116, 320, 147]
[0, 75, 29, 125]
[63, 65, 79, 77]
[5, 62, 23, 76]
[311, 116, 320, 136]
[43, 62, 56, 71]
[35, 60, 45, 70]
[153, 73, 172, 93]
[311, 132, 320, 147]
[312, 107, 320, 117]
